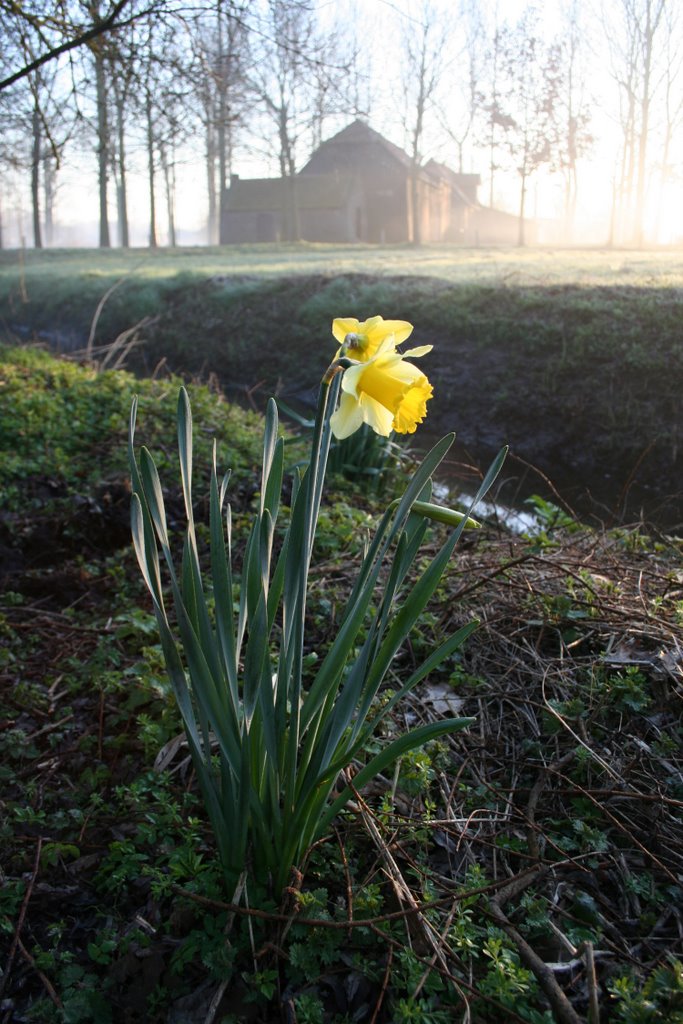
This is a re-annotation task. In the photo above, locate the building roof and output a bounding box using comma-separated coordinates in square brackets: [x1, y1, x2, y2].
[311, 119, 413, 170]
[423, 160, 482, 206]
[226, 174, 357, 212]
[226, 122, 484, 220]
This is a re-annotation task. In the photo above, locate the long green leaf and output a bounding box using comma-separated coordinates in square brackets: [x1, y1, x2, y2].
[210, 449, 238, 711]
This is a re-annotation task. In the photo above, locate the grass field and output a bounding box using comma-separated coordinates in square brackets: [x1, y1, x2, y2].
[3, 242, 683, 287]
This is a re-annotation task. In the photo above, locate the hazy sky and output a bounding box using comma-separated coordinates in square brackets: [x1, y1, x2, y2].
[2, 0, 681, 247]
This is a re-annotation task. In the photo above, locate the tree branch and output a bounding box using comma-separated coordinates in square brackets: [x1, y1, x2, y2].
[0, 0, 155, 90]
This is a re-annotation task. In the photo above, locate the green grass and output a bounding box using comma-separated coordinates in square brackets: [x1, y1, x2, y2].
[0, 344, 266, 512]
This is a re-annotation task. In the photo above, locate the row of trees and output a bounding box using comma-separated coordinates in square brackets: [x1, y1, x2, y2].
[0, 0, 358, 247]
[1, 0, 682, 248]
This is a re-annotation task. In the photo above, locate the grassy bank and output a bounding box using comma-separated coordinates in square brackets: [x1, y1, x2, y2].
[1, 344, 682, 1023]
[3, 243, 683, 287]
[1, 246, 682, 525]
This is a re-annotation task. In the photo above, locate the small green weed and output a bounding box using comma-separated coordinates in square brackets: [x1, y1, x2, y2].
[609, 957, 683, 1023]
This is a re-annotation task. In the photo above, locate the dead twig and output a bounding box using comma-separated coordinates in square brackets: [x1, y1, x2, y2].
[0, 837, 43, 1000]
[486, 899, 583, 1024]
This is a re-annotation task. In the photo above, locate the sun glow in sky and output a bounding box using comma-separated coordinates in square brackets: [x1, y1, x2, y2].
[2, 0, 682, 248]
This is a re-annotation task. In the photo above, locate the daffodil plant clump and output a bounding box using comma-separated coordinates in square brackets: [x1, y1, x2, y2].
[129, 316, 506, 897]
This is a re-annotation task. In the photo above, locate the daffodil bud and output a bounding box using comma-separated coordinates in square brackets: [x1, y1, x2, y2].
[396, 499, 481, 529]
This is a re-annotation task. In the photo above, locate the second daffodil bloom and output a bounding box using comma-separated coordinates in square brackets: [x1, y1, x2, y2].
[332, 315, 414, 361]
[330, 340, 434, 439]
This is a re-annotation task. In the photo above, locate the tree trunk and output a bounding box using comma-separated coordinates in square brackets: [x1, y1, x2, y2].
[115, 89, 129, 247]
[286, 174, 299, 242]
[653, 103, 672, 244]
[634, 2, 658, 247]
[518, 170, 527, 247]
[217, 106, 229, 243]
[206, 120, 218, 244]
[217, 104, 227, 243]
[410, 169, 421, 245]
[95, 42, 110, 248]
[278, 105, 299, 242]
[616, 84, 636, 246]
[146, 90, 157, 248]
[607, 168, 618, 248]
[216, 1, 230, 244]
[410, 41, 428, 247]
[161, 143, 177, 247]
[31, 105, 43, 249]
[488, 29, 501, 209]
[43, 154, 55, 245]
[634, 100, 650, 244]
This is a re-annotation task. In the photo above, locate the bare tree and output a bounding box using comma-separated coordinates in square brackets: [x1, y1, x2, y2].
[498, 11, 559, 245]
[552, 0, 594, 239]
[79, 0, 114, 248]
[105, 21, 140, 247]
[195, 1, 252, 244]
[399, 1, 448, 245]
[248, 0, 352, 242]
[653, 2, 683, 238]
[438, 0, 485, 174]
[479, 16, 515, 209]
[0, 5, 73, 247]
[604, 0, 673, 244]
[250, 0, 314, 241]
[1, 0, 163, 248]
[0, 0, 163, 92]
[132, 13, 196, 247]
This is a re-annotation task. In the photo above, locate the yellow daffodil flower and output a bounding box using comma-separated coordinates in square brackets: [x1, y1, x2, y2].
[330, 341, 433, 439]
[332, 315, 414, 361]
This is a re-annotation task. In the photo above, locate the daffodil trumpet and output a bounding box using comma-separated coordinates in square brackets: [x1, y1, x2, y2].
[330, 339, 434, 440]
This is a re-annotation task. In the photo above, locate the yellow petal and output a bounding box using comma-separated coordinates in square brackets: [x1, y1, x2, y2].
[366, 319, 413, 347]
[331, 323, 433, 439]
[332, 315, 414, 362]
[330, 392, 365, 439]
[339, 361, 365, 398]
[359, 393, 395, 436]
[358, 315, 384, 334]
[332, 318, 360, 345]
[402, 344, 432, 359]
